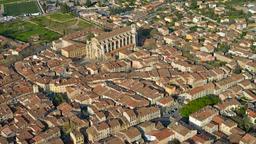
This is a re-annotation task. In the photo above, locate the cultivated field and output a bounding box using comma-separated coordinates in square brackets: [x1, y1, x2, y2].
[48, 13, 74, 22]
[0, 21, 60, 43]
[31, 13, 93, 34]
[0, 12, 93, 43]
[3, 0, 40, 16]
[0, 0, 27, 4]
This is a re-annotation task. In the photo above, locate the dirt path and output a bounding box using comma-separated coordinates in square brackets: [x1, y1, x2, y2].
[46, 15, 74, 23]
[0, 4, 4, 14]
[27, 20, 62, 35]
[74, 17, 80, 26]
[36, 0, 44, 14]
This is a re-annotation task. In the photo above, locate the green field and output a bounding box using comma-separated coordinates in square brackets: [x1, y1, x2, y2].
[31, 13, 92, 34]
[206, 60, 227, 68]
[48, 13, 75, 22]
[0, 0, 28, 4]
[0, 12, 93, 43]
[0, 21, 60, 43]
[4, 1, 40, 16]
[181, 95, 221, 118]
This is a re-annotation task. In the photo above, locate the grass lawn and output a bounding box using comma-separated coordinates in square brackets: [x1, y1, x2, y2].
[48, 13, 75, 22]
[31, 13, 92, 34]
[0, 21, 60, 43]
[78, 20, 92, 27]
[4, 1, 40, 16]
[206, 60, 227, 68]
[181, 95, 221, 118]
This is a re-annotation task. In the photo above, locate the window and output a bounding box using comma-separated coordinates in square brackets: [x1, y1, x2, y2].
[120, 39, 123, 47]
[123, 37, 126, 46]
[104, 45, 107, 53]
[128, 36, 130, 44]
[116, 41, 119, 49]
[112, 42, 115, 50]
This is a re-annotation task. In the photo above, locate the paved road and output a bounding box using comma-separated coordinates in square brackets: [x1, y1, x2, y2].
[36, 0, 45, 14]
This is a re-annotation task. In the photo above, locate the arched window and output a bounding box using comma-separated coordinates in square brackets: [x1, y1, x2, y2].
[116, 41, 119, 49]
[126, 37, 129, 45]
[104, 45, 107, 53]
[108, 43, 111, 51]
[120, 39, 123, 47]
[128, 36, 130, 45]
[112, 42, 115, 50]
[123, 37, 126, 46]
[130, 35, 133, 43]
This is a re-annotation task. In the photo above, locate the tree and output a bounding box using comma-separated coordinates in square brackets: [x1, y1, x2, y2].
[190, 0, 198, 9]
[149, 29, 159, 37]
[182, 50, 198, 62]
[0, 41, 9, 51]
[107, 19, 113, 23]
[62, 119, 75, 136]
[241, 117, 253, 132]
[235, 116, 253, 132]
[240, 32, 247, 39]
[1, 59, 10, 66]
[190, 26, 200, 32]
[198, 37, 205, 43]
[169, 139, 181, 144]
[216, 43, 230, 53]
[85, 0, 92, 7]
[235, 107, 246, 117]
[60, 3, 70, 13]
[110, 7, 133, 15]
[251, 45, 256, 53]
[207, 60, 227, 68]
[175, 12, 183, 20]
[181, 95, 220, 118]
[234, 65, 242, 74]
[97, 0, 106, 7]
[52, 93, 68, 106]
[87, 32, 94, 41]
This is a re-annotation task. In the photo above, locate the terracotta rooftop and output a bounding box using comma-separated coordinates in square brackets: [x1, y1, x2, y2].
[104, 136, 125, 144]
[247, 109, 256, 118]
[171, 123, 194, 136]
[61, 44, 85, 52]
[121, 127, 141, 139]
[212, 115, 224, 125]
[96, 27, 132, 41]
[190, 106, 218, 121]
[149, 128, 174, 141]
[222, 119, 237, 128]
[214, 98, 240, 111]
[240, 134, 256, 144]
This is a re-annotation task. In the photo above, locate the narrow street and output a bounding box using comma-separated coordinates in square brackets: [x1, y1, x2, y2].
[36, 0, 45, 14]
